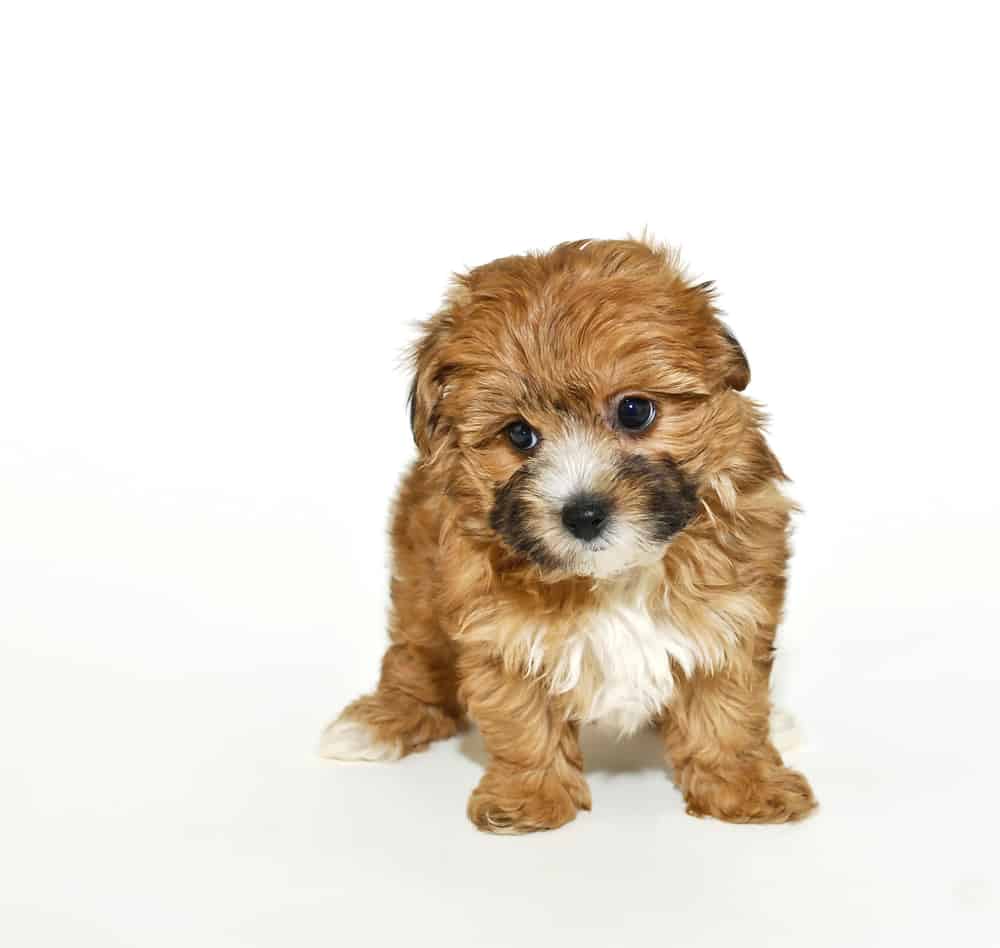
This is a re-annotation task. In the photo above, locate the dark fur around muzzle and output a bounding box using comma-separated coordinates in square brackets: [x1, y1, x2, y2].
[489, 452, 699, 571]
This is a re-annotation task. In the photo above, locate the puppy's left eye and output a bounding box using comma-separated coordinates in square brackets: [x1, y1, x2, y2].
[616, 396, 656, 432]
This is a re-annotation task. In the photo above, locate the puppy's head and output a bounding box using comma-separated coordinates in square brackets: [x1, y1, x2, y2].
[409, 238, 751, 580]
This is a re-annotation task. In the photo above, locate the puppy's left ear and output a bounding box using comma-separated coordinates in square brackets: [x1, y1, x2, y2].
[688, 280, 750, 392]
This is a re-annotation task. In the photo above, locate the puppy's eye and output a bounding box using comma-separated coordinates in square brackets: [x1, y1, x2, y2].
[506, 420, 539, 452]
[616, 396, 656, 432]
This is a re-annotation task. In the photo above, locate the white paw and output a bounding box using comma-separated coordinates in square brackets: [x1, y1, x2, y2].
[770, 709, 802, 753]
[318, 717, 403, 762]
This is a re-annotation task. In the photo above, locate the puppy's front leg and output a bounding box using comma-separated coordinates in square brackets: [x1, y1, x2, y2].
[459, 646, 590, 834]
[663, 653, 817, 824]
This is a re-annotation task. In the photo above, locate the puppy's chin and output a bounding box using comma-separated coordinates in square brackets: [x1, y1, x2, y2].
[536, 521, 669, 581]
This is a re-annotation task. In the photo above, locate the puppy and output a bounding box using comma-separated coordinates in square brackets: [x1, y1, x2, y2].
[321, 238, 817, 833]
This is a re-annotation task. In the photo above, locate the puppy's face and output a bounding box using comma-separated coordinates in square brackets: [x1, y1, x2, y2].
[409, 239, 750, 580]
[487, 416, 698, 578]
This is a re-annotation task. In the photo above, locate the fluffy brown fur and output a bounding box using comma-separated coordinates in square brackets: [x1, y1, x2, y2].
[322, 237, 817, 833]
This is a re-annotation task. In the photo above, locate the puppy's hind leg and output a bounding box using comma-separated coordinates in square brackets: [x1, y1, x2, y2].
[321, 464, 461, 761]
[320, 641, 462, 762]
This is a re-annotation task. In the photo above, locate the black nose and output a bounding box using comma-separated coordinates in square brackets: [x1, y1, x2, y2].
[561, 496, 610, 541]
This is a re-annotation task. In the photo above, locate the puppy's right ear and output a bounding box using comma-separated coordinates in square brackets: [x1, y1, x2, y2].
[407, 312, 453, 457]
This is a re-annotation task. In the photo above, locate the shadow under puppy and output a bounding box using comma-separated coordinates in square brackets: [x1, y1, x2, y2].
[321, 237, 817, 833]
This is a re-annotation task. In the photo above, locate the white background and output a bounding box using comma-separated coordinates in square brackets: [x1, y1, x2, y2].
[2, 2, 998, 946]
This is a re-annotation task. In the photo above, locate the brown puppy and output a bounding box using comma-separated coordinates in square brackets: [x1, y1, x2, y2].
[321, 238, 817, 833]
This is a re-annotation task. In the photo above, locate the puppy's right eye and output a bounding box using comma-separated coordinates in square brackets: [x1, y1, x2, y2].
[506, 420, 539, 452]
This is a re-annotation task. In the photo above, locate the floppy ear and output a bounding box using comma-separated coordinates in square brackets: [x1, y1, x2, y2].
[718, 322, 750, 391]
[687, 280, 750, 392]
[407, 313, 453, 457]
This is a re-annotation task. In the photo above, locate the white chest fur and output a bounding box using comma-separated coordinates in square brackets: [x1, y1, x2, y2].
[543, 576, 717, 736]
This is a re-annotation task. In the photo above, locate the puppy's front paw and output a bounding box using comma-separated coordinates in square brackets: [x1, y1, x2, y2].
[682, 759, 817, 824]
[468, 766, 584, 834]
[561, 765, 592, 812]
